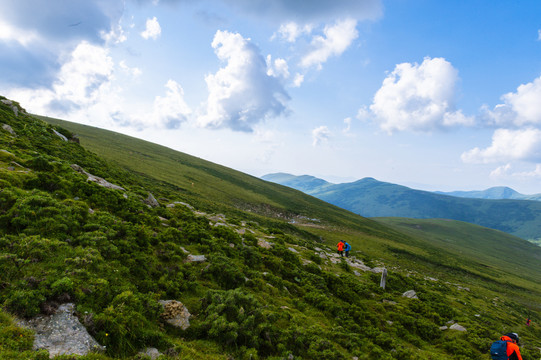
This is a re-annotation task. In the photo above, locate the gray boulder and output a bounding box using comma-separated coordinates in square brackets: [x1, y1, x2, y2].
[71, 164, 125, 191]
[2, 124, 15, 135]
[159, 300, 191, 330]
[144, 193, 160, 208]
[402, 290, 418, 299]
[18, 303, 105, 358]
[449, 323, 467, 331]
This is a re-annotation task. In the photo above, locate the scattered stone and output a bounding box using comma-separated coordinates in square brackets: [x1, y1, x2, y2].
[139, 347, 162, 359]
[318, 253, 328, 260]
[70, 164, 125, 191]
[70, 134, 80, 143]
[371, 267, 386, 274]
[144, 193, 160, 208]
[179, 246, 189, 254]
[185, 254, 206, 263]
[52, 129, 68, 142]
[446, 320, 455, 325]
[449, 323, 467, 332]
[18, 303, 105, 358]
[1, 99, 12, 106]
[2, 124, 15, 135]
[382, 299, 397, 305]
[386, 320, 393, 325]
[439, 326, 449, 331]
[288, 247, 299, 253]
[402, 290, 418, 299]
[258, 238, 273, 249]
[159, 300, 191, 330]
[229, 243, 235, 248]
[457, 286, 470, 291]
[353, 270, 361, 276]
[166, 201, 194, 210]
[88, 208, 94, 215]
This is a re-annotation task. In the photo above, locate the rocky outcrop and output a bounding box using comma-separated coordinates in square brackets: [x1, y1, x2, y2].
[1, 99, 19, 117]
[52, 129, 68, 142]
[70, 164, 125, 191]
[2, 124, 15, 135]
[185, 254, 206, 263]
[159, 300, 191, 330]
[18, 303, 105, 358]
[144, 193, 160, 208]
[402, 290, 418, 299]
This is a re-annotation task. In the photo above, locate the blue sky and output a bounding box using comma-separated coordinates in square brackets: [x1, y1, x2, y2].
[2, 0, 541, 193]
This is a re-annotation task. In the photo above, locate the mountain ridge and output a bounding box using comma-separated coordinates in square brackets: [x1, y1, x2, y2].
[262, 173, 541, 241]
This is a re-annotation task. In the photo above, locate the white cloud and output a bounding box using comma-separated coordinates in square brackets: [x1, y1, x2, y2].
[273, 22, 313, 42]
[538, 29, 541, 41]
[119, 60, 142, 78]
[149, 80, 191, 128]
[343, 117, 352, 133]
[266, 55, 290, 80]
[482, 75, 541, 127]
[0, 19, 39, 46]
[101, 21, 127, 45]
[292, 73, 304, 87]
[514, 164, 541, 178]
[461, 128, 541, 164]
[489, 163, 512, 178]
[141, 17, 161, 40]
[197, 30, 290, 132]
[369, 57, 473, 133]
[300, 18, 358, 70]
[312, 125, 331, 146]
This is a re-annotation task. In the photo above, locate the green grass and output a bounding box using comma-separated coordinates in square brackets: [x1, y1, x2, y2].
[0, 100, 537, 359]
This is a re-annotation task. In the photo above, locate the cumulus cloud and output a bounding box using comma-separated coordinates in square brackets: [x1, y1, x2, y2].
[0, 0, 124, 87]
[369, 57, 473, 133]
[489, 163, 512, 178]
[266, 55, 290, 80]
[272, 22, 313, 42]
[292, 73, 304, 87]
[312, 125, 331, 146]
[149, 79, 191, 128]
[119, 60, 142, 77]
[461, 128, 541, 164]
[6, 41, 116, 116]
[141, 16, 161, 40]
[481, 75, 541, 127]
[197, 30, 290, 132]
[300, 18, 358, 70]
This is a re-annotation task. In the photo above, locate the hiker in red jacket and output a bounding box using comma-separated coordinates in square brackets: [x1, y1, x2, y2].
[337, 240, 344, 257]
[491, 333, 522, 360]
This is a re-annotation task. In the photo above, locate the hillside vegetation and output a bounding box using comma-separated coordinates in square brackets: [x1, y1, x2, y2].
[262, 173, 541, 242]
[0, 97, 540, 359]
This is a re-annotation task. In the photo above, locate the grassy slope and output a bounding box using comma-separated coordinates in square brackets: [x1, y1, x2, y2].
[0, 109, 532, 359]
[41, 115, 541, 304]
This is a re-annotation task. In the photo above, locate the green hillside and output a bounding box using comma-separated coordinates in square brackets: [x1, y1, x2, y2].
[262, 173, 541, 242]
[1, 97, 540, 359]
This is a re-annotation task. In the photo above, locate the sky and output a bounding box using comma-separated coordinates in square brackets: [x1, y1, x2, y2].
[2, 0, 541, 194]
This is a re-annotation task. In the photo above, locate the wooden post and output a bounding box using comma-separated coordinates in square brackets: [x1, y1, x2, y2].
[380, 268, 387, 290]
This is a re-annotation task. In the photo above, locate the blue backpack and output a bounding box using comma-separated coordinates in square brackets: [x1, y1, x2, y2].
[490, 340, 508, 360]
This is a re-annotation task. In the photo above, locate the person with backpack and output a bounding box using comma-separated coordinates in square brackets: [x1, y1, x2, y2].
[343, 241, 351, 257]
[337, 240, 344, 257]
[490, 333, 523, 360]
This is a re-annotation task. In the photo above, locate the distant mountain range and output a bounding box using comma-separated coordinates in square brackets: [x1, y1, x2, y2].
[436, 187, 541, 201]
[262, 173, 541, 240]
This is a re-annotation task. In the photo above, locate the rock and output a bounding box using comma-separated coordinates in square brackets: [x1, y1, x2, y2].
[1, 99, 12, 106]
[70, 164, 125, 191]
[449, 323, 467, 332]
[166, 201, 194, 210]
[402, 290, 418, 299]
[159, 300, 191, 330]
[139, 347, 162, 359]
[288, 247, 299, 253]
[2, 124, 15, 135]
[185, 254, 206, 263]
[257, 238, 273, 249]
[18, 303, 105, 357]
[318, 253, 328, 260]
[70, 134, 80, 143]
[52, 129, 68, 142]
[144, 193, 160, 208]
[439, 326, 449, 331]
